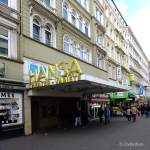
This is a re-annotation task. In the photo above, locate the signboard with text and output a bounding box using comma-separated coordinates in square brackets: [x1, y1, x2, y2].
[24, 58, 82, 88]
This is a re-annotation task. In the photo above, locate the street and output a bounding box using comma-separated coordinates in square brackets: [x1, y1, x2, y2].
[0, 117, 150, 150]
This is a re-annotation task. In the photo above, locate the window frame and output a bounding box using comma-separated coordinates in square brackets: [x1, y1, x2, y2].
[44, 24, 53, 47]
[0, 27, 9, 57]
[63, 35, 70, 53]
[63, 2, 69, 20]
[32, 18, 41, 41]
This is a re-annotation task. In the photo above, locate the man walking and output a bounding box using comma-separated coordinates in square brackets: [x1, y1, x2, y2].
[98, 107, 104, 124]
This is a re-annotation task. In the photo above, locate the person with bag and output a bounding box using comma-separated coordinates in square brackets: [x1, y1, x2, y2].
[131, 106, 139, 122]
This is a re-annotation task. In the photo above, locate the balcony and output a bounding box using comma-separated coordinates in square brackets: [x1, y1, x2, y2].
[0, 2, 20, 24]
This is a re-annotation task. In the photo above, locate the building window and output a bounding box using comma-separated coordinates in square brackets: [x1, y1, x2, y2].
[63, 2, 68, 20]
[63, 36, 70, 53]
[33, 18, 40, 41]
[45, 24, 53, 47]
[83, 0, 87, 9]
[71, 10, 77, 26]
[71, 42, 78, 56]
[97, 51, 105, 70]
[79, 16, 83, 31]
[96, 31, 103, 46]
[80, 45, 84, 59]
[84, 49, 89, 62]
[85, 22, 88, 35]
[0, 0, 8, 5]
[96, 8, 102, 22]
[0, 27, 8, 56]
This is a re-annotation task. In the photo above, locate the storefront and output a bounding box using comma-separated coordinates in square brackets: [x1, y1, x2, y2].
[0, 81, 25, 134]
[23, 58, 129, 135]
[90, 99, 110, 120]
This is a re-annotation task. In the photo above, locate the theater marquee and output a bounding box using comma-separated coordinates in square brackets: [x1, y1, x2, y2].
[24, 58, 82, 88]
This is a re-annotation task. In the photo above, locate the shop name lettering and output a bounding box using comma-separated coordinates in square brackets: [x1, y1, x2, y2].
[0, 92, 14, 98]
[29, 59, 82, 88]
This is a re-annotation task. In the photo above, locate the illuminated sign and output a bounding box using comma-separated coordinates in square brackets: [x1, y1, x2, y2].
[129, 74, 135, 82]
[27, 59, 82, 88]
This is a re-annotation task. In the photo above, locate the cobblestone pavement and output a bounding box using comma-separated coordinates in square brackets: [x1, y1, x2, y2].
[0, 117, 150, 150]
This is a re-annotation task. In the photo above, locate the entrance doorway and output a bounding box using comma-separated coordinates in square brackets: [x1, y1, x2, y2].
[31, 97, 78, 132]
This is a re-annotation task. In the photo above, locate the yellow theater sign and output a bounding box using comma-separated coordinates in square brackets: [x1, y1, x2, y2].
[29, 59, 82, 88]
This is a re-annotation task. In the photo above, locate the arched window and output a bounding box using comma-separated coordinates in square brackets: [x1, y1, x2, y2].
[33, 18, 41, 40]
[71, 9, 77, 26]
[84, 49, 90, 62]
[45, 24, 53, 47]
[63, 35, 70, 53]
[72, 42, 78, 56]
[63, 2, 68, 20]
[79, 45, 84, 59]
[79, 16, 83, 31]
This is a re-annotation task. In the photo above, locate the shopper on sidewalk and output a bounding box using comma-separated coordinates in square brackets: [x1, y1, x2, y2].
[126, 107, 131, 121]
[104, 106, 110, 124]
[98, 107, 104, 124]
[131, 106, 139, 122]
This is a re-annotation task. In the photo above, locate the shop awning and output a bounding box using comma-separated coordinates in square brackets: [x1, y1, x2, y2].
[28, 74, 130, 97]
[128, 92, 137, 98]
[91, 98, 110, 103]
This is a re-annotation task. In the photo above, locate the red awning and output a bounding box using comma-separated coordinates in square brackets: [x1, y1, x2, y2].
[91, 98, 110, 103]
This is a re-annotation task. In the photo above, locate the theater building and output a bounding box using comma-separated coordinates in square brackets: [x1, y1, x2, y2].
[0, 0, 149, 136]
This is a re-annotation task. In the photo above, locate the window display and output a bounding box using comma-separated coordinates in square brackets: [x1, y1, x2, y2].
[0, 92, 23, 127]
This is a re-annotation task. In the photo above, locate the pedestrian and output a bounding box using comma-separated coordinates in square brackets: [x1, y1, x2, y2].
[98, 107, 104, 124]
[81, 109, 88, 128]
[104, 106, 110, 124]
[131, 106, 138, 122]
[74, 108, 82, 127]
[126, 107, 131, 121]
[140, 105, 145, 117]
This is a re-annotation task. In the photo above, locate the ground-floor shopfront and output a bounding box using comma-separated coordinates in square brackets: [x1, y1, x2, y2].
[24, 90, 90, 135]
[23, 58, 130, 135]
[31, 97, 87, 132]
[0, 80, 25, 135]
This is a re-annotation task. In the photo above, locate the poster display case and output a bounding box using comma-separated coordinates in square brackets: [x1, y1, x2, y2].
[0, 92, 23, 127]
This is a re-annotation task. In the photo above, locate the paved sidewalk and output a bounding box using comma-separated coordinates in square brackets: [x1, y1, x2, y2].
[0, 117, 150, 150]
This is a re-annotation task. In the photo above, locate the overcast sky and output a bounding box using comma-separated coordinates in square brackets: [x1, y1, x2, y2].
[114, 0, 150, 61]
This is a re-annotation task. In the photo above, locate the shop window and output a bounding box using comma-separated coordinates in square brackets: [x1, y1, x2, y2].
[0, 27, 8, 56]
[63, 2, 68, 20]
[0, 0, 8, 5]
[0, 93, 23, 127]
[33, 18, 41, 41]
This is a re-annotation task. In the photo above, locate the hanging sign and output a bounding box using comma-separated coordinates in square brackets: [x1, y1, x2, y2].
[25, 59, 82, 88]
